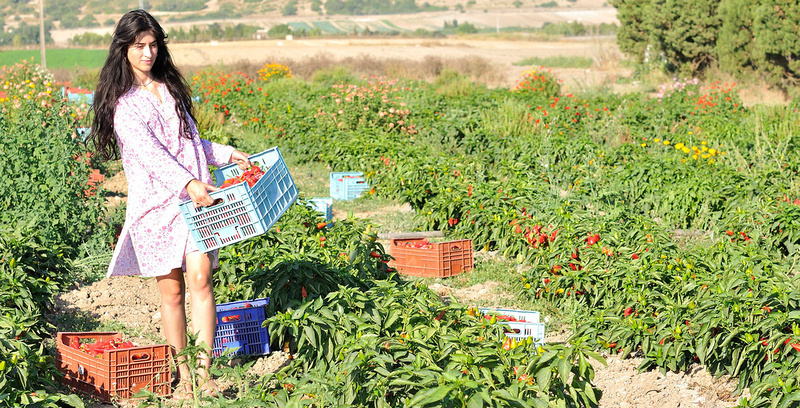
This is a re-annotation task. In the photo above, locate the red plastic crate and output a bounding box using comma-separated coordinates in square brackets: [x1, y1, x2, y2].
[389, 238, 474, 278]
[55, 332, 172, 402]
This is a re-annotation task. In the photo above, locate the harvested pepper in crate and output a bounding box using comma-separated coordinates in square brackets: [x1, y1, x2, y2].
[220, 165, 265, 188]
[69, 337, 135, 358]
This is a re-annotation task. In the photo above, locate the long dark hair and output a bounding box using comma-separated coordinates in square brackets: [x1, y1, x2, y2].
[89, 9, 196, 161]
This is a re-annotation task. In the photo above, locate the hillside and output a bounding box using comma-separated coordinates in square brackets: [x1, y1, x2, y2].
[5, 0, 617, 46]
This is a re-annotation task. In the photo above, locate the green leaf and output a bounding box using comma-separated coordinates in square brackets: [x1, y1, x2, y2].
[535, 366, 551, 390]
[407, 385, 453, 406]
[303, 325, 317, 348]
[556, 357, 571, 384]
[467, 392, 484, 408]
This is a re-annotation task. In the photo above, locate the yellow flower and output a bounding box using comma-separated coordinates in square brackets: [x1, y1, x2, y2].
[641, 143, 647, 147]
[701, 154, 709, 159]
[654, 138, 660, 142]
[701, 146, 708, 152]
[701, 141, 707, 145]
[688, 131, 693, 134]
[692, 154, 699, 160]
[675, 143, 684, 149]
[708, 148, 716, 155]
[682, 147, 691, 154]
[663, 140, 671, 145]
[691, 146, 698, 151]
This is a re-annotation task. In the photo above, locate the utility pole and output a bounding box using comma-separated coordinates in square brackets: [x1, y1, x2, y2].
[39, 0, 46, 69]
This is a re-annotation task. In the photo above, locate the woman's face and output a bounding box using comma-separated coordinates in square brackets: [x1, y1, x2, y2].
[126, 31, 158, 78]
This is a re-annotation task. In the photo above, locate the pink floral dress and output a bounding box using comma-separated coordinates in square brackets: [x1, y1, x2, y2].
[106, 84, 234, 278]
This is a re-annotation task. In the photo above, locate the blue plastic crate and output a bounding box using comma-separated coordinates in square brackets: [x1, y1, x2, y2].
[63, 88, 94, 105]
[330, 172, 370, 201]
[308, 197, 333, 221]
[76, 127, 91, 141]
[213, 298, 270, 358]
[179, 147, 298, 252]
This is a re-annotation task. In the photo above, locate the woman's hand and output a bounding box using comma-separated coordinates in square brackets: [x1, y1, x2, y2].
[230, 150, 251, 170]
[186, 179, 220, 208]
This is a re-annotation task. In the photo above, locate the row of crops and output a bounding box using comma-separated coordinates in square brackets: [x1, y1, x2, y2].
[193, 64, 800, 407]
[3, 53, 800, 406]
[0, 60, 603, 407]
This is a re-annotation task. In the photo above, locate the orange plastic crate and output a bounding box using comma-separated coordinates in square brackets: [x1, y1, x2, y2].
[389, 238, 474, 278]
[55, 332, 172, 402]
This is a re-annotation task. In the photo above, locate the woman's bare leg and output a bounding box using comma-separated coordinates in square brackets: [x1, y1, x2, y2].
[184, 251, 218, 392]
[156, 268, 190, 393]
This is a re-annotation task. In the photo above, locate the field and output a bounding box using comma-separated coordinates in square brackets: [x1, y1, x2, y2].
[2, 19, 800, 408]
[0, 48, 107, 69]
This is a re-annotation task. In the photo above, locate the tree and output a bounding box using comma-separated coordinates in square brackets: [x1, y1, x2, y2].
[283, 0, 298, 16]
[649, 0, 722, 73]
[716, 0, 755, 76]
[456, 22, 477, 34]
[609, 0, 652, 63]
[267, 23, 292, 39]
[752, 0, 800, 89]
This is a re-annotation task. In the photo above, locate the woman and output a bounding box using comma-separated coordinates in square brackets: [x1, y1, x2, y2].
[88, 9, 249, 398]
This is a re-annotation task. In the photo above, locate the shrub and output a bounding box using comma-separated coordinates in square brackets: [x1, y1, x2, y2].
[456, 21, 478, 34]
[0, 61, 104, 253]
[258, 62, 293, 81]
[510, 67, 561, 100]
[267, 23, 292, 39]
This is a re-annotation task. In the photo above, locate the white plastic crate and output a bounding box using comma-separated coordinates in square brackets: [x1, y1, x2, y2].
[479, 308, 545, 344]
[478, 308, 540, 324]
[504, 322, 546, 345]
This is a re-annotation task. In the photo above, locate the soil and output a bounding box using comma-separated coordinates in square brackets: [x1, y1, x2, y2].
[54, 274, 744, 407]
[50, 167, 748, 406]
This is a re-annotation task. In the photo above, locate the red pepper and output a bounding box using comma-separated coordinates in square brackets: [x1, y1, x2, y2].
[791, 343, 800, 353]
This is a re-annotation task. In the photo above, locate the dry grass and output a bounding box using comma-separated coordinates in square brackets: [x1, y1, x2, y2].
[700, 65, 791, 107]
[182, 53, 503, 85]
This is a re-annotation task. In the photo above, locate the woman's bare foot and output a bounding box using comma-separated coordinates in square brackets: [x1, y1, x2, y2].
[198, 377, 220, 398]
[173, 379, 193, 401]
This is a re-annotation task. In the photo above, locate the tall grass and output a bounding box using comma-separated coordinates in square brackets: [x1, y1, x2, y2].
[514, 56, 594, 69]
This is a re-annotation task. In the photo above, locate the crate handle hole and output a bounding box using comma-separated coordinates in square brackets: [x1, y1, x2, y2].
[205, 198, 224, 208]
[131, 353, 150, 361]
[78, 364, 86, 376]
